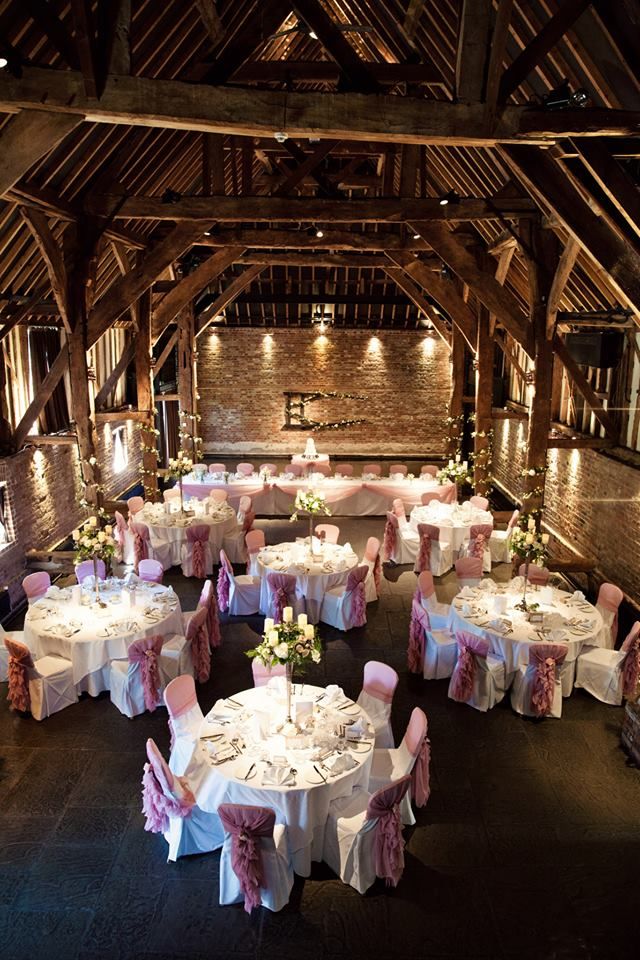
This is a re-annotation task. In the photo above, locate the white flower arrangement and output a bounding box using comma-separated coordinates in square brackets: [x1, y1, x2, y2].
[510, 514, 550, 566]
[167, 451, 194, 479]
[436, 458, 473, 486]
[72, 517, 116, 562]
[246, 619, 322, 669]
[289, 488, 332, 522]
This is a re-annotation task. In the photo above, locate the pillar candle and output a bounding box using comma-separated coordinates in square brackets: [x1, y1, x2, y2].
[282, 606, 293, 623]
[264, 617, 274, 632]
[304, 624, 315, 639]
[297, 613, 308, 628]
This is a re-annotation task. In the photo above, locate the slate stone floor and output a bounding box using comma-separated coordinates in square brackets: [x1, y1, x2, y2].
[1, 516, 639, 960]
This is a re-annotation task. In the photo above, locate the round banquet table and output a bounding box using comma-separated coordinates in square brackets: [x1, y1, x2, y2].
[447, 580, 606, 675]
[23, 579, 183, 693]
[183, 683, 373, 876]
[139, 500, 239, 567]
[256, 540, 360, 623]
[409, 500, 493, 554]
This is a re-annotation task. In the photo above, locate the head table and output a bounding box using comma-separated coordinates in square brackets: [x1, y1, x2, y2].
[448, 579, 606, 675]
[256, 540, 360, 623]
[139, 500, 239, 567]
[178, 471, 442, 517]
[182, 682, 374, 876]
[409, 500, 493, 553]
[23, 579, 183, 694]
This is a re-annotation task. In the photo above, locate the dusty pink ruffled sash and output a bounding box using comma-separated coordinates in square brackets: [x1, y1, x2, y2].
[129, 636, 162, 712]
[202, 586, 221, 648]
[373, 553, 381, 592]
[382, 515, 397, 561]
[408, 598, 429, 674]
[598, 593, 620, 646]
[218, 804, 275, 913]
[411, 735, 431, 808]
[187, 524, 209, 579]
[131, 522, 149, 573]
[622, 633, 640, 698]
[141, 763, 195, 833]
[187, 607, 211, 683]
[450, 631, 489, 702]
[217, 564, 230, 612]
[114, 510, 128, 562]
[529, 643, 567, 717]
[416, 525, 432, 573]
[346, 566, 368, 627]
[5, 639, 33, 713]
[367, 776, 410, 887]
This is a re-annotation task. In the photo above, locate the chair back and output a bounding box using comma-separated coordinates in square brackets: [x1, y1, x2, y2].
[245, 529, 265, 554]
[138, 558, 164, 583]
[420, 491, 442, 506]
[364, 536, 380, 563]
[259, 463, 277, 475]
[163, 488, 180, 502]
[450, 630, 490, 702]
[252, 660, 286, 687]
[408, 598, 430, 673]
[218, 803, 276, 913]
[455, 556, 482, 587]
[597, 583, 624, 646]
[440, 482, 457, 504]
[420, 465, 438, 477]
[335, 463, 354, 477]
[209, 489, 228, 504]
[127, 495, 145, 516]
[528, 643, 568, 717]
[362, 659, 398, 704]
[389, 463, 408, 476]
[131, 520, 150, 572]
[366, 776, 411, 888]
[22, 571, 51, 602]
[417, 570, 436, 600]
[383, 511, 398, 561]
[236, 462, 254, 476]
[209, 463, 226, 473]
[402, 707, 430, 808]
[266, 572, 297, 622]
[362, 463, 381, 477]
[621, 622, 640, 698]
[391, 499, 405, 522]
[416, 523, 440, 573]
[198, 578, 221, 648]
[142, 738, 195, 834]
[315, 523, 339, 544]
[469, 495, 489, 511]
[507, 509, 520, 530]
[4, 636, 34, 712]
[164, 674, 199, 719]
[186, 604, 210, 682]
[75, 559, 106, 583]
[468, 523, 493, 560]
[343, 565, 368, 627]
[185, 524, 210, 579]
[288, 463, 303, 477]
[128, 634, 163, 712]
[310, 462, 331, 476]
[518, 563, 550, 585]
[217, 549, 233, 611]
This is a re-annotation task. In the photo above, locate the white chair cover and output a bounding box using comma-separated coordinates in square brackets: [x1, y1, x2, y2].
[218, 808, 294, 913]
[219, 549, 261, 616]
[29, 656, 77, 721]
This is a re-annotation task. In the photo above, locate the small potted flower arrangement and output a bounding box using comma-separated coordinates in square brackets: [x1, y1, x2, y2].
[246, 609, 321, 725]
[290, 489, 331, 556]
[510, 514, 550, 611]
[167, 450, 194, 513]
[436, 455, 473, 497]
[72, 516, 117, 604]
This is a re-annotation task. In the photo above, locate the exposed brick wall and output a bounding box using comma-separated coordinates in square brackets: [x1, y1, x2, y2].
[0, 419, 141, 606]
[492, 419, 640, 601]
[198, 328, 451, 456]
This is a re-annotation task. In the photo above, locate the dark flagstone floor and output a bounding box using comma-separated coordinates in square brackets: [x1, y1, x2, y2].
[1, 516, 639, 960]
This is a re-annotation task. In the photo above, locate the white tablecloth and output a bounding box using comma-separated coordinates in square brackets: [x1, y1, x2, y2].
[256, 541, 360, 623]
[180, 475, 441, 516]
[24, 580, 183, 690]
[409, 501, 493, 553]
[183, 683, 373, 876]
[140, 502, 239, 566]
[447, 581, 606, 674]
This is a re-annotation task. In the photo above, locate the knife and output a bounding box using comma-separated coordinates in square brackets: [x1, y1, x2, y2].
[313, 764, 327, 782]
[243, 763, 256, 781]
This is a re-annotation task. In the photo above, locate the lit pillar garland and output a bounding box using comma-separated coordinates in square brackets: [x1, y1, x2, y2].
[137, 422, 161, 501]
[178, 410, 203, 461]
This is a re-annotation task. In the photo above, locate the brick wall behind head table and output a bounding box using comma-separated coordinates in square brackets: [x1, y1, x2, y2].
[0, 419, 142, 607]
[198, 328, 451, 456]
[492, 418, 640, 602]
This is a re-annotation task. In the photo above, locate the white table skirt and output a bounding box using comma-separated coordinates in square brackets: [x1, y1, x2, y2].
[140, 506, 239, 567]
[183, 684, 373, 876]
[409, 502, 493, 553]
[24, 580, 183, 690]
[256, 541, 360, 623]
[179, 476, 441, 516]
[447, 582, 606, 674]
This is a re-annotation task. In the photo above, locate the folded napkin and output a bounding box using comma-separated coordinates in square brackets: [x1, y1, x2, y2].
[510, 577, 525, 591]
[45, 585, 68, 600]
[547, 628, 567, 642]
[199, 719, 227, 740]
[325, 753, 358, 776]
[123, 572, 140, 586]
[489, 618, 511, 635]
[477, 580, 496, 593]
[458, 586, 475, 599]
[205, 741, 237, 764]
[262, 765, 296, 786]
[345, 717, 368, 740]
[572, 590, 586, 602]
[321, 684, 345, 705]
[208, 700, 240, 720]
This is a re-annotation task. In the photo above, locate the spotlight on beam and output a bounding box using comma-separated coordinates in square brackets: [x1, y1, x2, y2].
[439, 190, 460, 206]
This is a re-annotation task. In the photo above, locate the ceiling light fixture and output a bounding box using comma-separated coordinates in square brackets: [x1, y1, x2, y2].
[315, 226, 324, 238]
[274, 131, 288, 144]
[308, 29, 318, 40]
[0, 57, 7, 69]
[412, 232, 420, 240]
[439, 190, 460, 206]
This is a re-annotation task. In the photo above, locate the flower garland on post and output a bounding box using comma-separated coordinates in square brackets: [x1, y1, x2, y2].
[72, 516, 116, 605]
[178, 410, 203, 461]
[509, 514, 550, 611]
[137, 422, 160, 502]
[444, 411, 465, 458]
[290, 489, 331, 555]
[470, 425, 494, 496]
[520, 463, 548, 519]
[167, 451, 194, 514]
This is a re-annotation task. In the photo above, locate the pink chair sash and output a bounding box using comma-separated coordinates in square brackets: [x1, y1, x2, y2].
[5, 638, 33, 712]
[200, 581, 221, 649]
[114, 510, 128, 561]
[218, 804, 275, 913]
[469, 524, 492, 560]
[128, 635, 163, 712]
[267, 572, 296, 622]
[187, 605, 211, 683]
[186, 524, 210, 579]
[450, 631, 489, 702]
[622, 630, 640, 699]
[411, 733, 431, 808]
[408, 598, 430, 674]
[217, 555, 231, 612]
[142, 741, 195, 834]
[456, 557, 482, 584]
[131, 521, 150, 573]
[367, 776, 411, 887]
[346, 566, 368, 627]
[417, 523, 438, 573]
[598, 584, 623, 647]
[383, 513, 397, 561]
[372, 553, 381, 592]
[363, 660, 397, 703]
[529, 643, 567, 717]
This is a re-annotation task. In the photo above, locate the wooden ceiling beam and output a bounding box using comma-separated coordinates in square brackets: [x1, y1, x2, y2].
[196, 265, 266, 336]
[13, 347, 69, 451]
[201, 0, 291, 84]
[275, 140, 342, 197]
[23, 0, 80, 69]
[94, 338, 135, 410]
[194, 0, 225, 47]
[572, 137, 640, 239]
[69, 0, 99, 98]
[197, 227, 425, 250]
[547, 237, 580, 335]
[85, 195, 537, 222]
[455, 0, 492, 101]
[19, 207, 71, 332]
[0, 110, 82, 197]
[230, 61, 441, 84]
[484, 0, 515, 127]
[5, 68, 639, 144]
[552, 333, 619, 439]
[382, 266, 451, 347]
[0, 295, 44, 343]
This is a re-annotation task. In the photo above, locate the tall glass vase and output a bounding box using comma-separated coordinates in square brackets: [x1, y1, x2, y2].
[92, 555, 101, 604]
[307, 513, 314, 557]
[515, 559, 530, 611]
[179, 477, 184, 515]
[285, 661, 294, 723]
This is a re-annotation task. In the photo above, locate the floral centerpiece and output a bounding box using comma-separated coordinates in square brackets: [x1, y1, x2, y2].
[290, 488, 331, 555]
[436, 455, 473, 488]
[246, 611, 321, 724]
[72, 516, 116, 604]
[167, 450, 194, 513]
[510, 514, 550, 611]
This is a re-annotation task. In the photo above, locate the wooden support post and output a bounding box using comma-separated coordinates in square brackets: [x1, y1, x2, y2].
[135, 288, 158, 501]
[449, 322, 466, 457]
[177, 303, 198, 459]
[474, 305, 493, 495]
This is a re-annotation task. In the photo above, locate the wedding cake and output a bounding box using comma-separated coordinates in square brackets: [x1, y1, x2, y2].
[302, 437, 319, 460]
